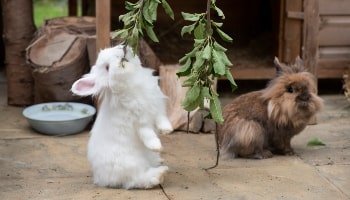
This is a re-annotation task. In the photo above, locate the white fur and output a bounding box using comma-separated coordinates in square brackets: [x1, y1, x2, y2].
[71, 45, 173, 189]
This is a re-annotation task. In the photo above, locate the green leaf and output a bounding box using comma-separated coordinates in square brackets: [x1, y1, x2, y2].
[114, 29, 128, 39]
[225, 68, 237, 90]
[149, 0, 158, 21]
[213, 5, 225, 19]
[210, 94, 224, 124]
[201, 86, 212, 100]
[161, 0, 174, 20]
[181, 23, 196, 36]
[213, 41, 227, 51]
[211, 21, 223, 28]
[182, 74, 198, 87]
[213, 62, 225, 76]
[125, 1, 139, 10]
[144, 25, 159, 42]
[202, 43, 212, 60]
[131, 26, 139, 38]
[187, 84, 201, 103]
[194, 21, 206, 39]
[193, 52, 205, 70]
[181, 12, 200, 22]
[179, 55, 189, 64]
[183, 96, 202, 111]
[194, 38, 206, 46]
[216, 28, 233, 43]
[179, 46, 199, 63]
[182, 84, 201, 111]
[212, 50, 226, 75]
[217, 50, 233, 66]
[307, 138, 326, 146]
[177, 57, 192, 77]
[142, 0, 152, 23]
[119, 12, 131, 22]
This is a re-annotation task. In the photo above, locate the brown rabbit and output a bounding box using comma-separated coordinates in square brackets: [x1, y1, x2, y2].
[218, 57, 323, 159]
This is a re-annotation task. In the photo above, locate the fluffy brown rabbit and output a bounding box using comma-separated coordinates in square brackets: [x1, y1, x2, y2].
[218, 57, 323, 159]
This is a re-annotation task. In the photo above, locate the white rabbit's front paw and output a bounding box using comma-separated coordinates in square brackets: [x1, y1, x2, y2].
[144, 138, 163, 152]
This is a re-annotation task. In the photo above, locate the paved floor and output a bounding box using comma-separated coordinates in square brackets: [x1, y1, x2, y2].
[0, 77, 349, 200]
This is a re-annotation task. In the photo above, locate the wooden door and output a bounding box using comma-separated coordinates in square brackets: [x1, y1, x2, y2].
[281, 0, 350, 79]
[316, 0, 350, 78]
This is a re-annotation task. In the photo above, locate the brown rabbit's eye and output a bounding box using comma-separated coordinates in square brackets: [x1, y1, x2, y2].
[286, 86, 294, 93]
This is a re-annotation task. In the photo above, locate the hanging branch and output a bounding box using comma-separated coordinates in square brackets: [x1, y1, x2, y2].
[114, 0, 174, 55]
[177, 0, 236, 123]
[177, 0, 237, 168]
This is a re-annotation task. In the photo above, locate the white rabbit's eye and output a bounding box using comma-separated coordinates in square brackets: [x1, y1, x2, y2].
[105, 65, 109, 71]
[286, 86, 294, 93]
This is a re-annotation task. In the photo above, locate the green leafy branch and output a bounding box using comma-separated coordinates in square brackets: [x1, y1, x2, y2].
[177, 0, 237, 124]
[114, 0, 174, 54]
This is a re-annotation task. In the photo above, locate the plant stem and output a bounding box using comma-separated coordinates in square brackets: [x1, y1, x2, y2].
[206, 0, 211, 36]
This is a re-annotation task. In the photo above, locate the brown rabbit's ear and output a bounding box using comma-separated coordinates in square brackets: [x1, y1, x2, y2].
[295, 56, 304, 67]
[274, 57, 284, 75]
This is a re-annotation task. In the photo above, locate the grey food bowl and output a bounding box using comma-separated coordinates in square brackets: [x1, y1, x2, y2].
[23, 102, 96, 135]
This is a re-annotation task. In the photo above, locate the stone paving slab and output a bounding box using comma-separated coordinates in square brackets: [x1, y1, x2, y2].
[0, 81, 349, 200]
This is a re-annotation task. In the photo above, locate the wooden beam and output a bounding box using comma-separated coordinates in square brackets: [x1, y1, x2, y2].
[287, 11, 304, 20]
[96, 0, 111, 53]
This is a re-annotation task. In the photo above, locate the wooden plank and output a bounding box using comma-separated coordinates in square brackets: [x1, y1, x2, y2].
[319, 0, 350, 15]
[319, 24, 350, 46]
[317, 58, 350, 78]
[303, 0, 319, 76]
[228, 67, 275, 80]
[319, 47, 350, 59]
[320, 16, 350, 25]
[96, 0, 111, 52]
[287, 11, 304, 19]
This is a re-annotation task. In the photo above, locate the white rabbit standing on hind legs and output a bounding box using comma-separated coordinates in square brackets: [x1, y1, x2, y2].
[71, 45, 173, 189]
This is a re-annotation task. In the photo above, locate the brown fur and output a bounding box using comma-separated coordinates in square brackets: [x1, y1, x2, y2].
[218, 57, 323, 159]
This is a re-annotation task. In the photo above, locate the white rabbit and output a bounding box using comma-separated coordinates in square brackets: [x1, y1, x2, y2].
[71, 45, 173, 189]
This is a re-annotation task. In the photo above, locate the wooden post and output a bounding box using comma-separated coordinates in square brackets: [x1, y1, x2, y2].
[96, 0, 111, 53]
[68, 0, 78, 16]
[2, 0, 36, 105]
[303, 0, 319, 76]
[303, 0, 319, 125]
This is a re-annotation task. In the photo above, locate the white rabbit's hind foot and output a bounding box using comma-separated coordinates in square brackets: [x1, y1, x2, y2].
[129, 166, 169, 189]
[156, 116, 173, 134]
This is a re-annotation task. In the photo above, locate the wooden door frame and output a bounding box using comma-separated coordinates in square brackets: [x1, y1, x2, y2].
[302, 0, 319, 76]
[278, 0, 303, 63]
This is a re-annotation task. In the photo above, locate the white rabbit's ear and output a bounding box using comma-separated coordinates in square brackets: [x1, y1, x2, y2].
[71, 76, 97, 96]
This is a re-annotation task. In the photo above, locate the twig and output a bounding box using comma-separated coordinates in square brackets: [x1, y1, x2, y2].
[159, 184, 171, 200]
[186, 111, 190, 134]
[204, 122, 220, 170]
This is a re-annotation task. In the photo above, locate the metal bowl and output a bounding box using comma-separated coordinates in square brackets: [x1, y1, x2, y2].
[23, 102, 96, 135]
